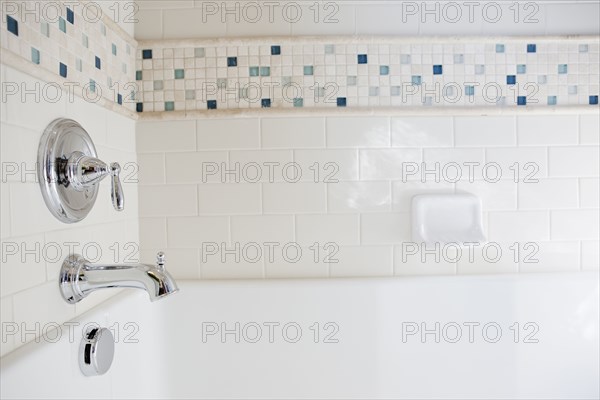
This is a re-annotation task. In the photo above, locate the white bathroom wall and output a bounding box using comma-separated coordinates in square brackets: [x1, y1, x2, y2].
[137, 112, 599, 279]
[134, 0, 600, 40]
[0, 0, 139, 357]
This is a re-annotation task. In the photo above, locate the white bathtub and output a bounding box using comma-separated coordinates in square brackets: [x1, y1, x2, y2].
[1, 272, 599, 399]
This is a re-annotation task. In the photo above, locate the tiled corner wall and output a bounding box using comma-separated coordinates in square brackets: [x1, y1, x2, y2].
[1, 0, 137, 115]
[137, 113, 599, 280]
[0, 2, 139, 357]
[135, 37, 600, 113]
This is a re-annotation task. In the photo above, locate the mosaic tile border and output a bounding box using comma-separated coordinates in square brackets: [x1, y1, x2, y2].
[136, 36, 599, 113]
[1, 1, 137, 117]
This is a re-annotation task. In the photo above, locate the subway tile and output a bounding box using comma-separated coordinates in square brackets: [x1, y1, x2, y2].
[331, 246, 394, 277]
[0, 123, 39, 182]
[138, 185, 197, 216]
[137, 153, 165, 184]
[137, 121, 196, 152]
[580, 115, 600, 144]
[580, 178, 600, 208]
[582, 241, 599, 271]
[457, 242, 519, 275]
[326, 117, 390, 148]
[263, 182, 326, 213]
[9, 183, 64, 237]
[518, 179, 578, 209]
[456, 180, 517, 211]
[423, 148, 485, 166]
[361, 213, 411, 244]
[167, 216, 229, 247]
[391, 117, 453, 147]
[455, 116, 516, 146]
[197, 119, 260, 149]
[296, 214, 360, 246]
[551, 210, 599, 240]
[229, 150, 294, 182]
[0, 234, 47, 296]
[201, 257, 264, 279]
[139, 218, 167, 249]
[0, 183, 10, 238]
[163, 8, 226, 39]
[360, 149, 421, 180]
[328, 181, 391, 212]
[520, 242, 581, 273]
[486, 147, 548, 178]
[291, 4, 356, 35]
[0, 296, 14, 356]
[355, 5, 419, 35]
[264, 245, 330, 279]
[231, 215, 295, 244]
[198, 184, 261, 215]
[165, 151, 228, 183]
[517, 116, 578, 145]
[395, 244, 457, 276]
[295, 149, 359, 181]
[488, 211, 549, 242]
[261, 118, 325, 148]
[548, 147, 599, 177]
[393, 181, 455, 212]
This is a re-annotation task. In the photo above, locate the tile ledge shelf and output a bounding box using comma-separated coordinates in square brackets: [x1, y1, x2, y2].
[137, 34, 600, 48]
[137, 105, 599, 121]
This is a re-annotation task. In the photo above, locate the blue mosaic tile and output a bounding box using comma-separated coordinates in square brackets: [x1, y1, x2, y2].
[558, 64, 568, 74]
[207, 100, 217, 109]
[517, 96, 527, 106]
[249, 66, 259, 76]
[579, 44, 589, 53]
[260, 66, 270, 76]
[271, 45, 281, 55]
[81, 33, 88, 47]
[136, 70, 142, 80]
[195, 48, 205, 57]
[454, 54, 464, 64]
[89, 79, 96, 92]
[507, 75, 516, 85]
[347, 76, 357, 86]
[303, 66, 314, 75]
[7, 15, 18, 36]
[59, 62, 67, 78]
[538, 75, 547, 84]
[369, 87, 379, 96]
[527, 44, 536, 53]
[227, 57, 237, 67]
[41, 22, 49, 37]
[433, 65, 443, 75]
[153, 80, 163, 90]
[357, 54, 368, 64]
[174, 69, 185, 79]
[112, 43, 117, 56]
[59, 17, 66, 33]
[380, 65, 389, 75]
[165, 101, 174, 111]
[293, 98, 303, 107]
[142, 49, 153, 59]
[568, 85, 577, 95]
[411, 75, 422, 85]
[76, 58, 82, 71]
[95, 56, 101, 69]
[31, 48, 40, 64]
[465, 85, 475, 96]
[390, 86, 401, 96]
[136, 103, 143, 112]
[475, 64, 485, 74]
[117, 94, 123, 105]
[517, 64, 526, 74]
[400, 54, 411, 64]
[590, 96, 599, 105]
[548, 96, 557, 105]
[324, 45, 335, 54]
[261, 99, 271, 108]
[337, 97, 347, 107]
[495, 44, 505, 53]
[66, 7, 74, 24]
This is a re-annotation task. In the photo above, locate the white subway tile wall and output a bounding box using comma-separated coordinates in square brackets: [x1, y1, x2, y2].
[137, 114, 600, 280]
[134, 1, 600, 39]
[134, 37, 600, 112]
[0, 64, 139, 357]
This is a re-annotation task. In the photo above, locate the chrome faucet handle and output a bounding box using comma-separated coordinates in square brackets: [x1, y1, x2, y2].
[110, 163, 124, 211]
[156, 252, 166, 271]
[66, 152, 125, 212]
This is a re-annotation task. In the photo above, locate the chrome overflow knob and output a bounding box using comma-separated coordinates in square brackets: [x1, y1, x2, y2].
[156, 251, 166, 271]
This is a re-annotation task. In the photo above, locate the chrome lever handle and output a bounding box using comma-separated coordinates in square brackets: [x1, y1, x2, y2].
[110, 163, 124, 211]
